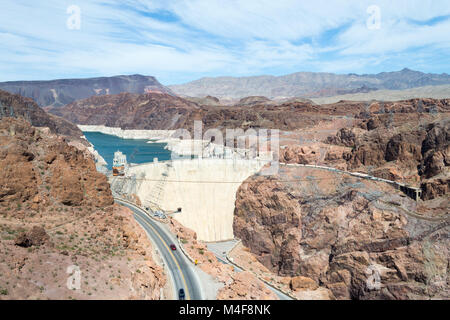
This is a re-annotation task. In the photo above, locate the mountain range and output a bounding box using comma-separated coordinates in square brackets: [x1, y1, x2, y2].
[0, 74, 173, 108]
[168, 68, 450, 99]
[1, 69, 450, 108]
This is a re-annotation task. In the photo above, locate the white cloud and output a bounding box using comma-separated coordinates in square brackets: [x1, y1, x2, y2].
[0, 0, 449, 82]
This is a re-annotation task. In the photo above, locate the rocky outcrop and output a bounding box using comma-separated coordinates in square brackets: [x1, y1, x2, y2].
[238, 96, 271, 106]
[419, 121, 450, 178]
[234, 166, 449, 300]
[421, 177, 449, 200]
[14, 226, 51, 248]
[49, 91, 373, 134]
[217, 271, 277, 300]
[0, 90, 84, 142]
[184, 95, 222, 106]
[384, 133, 424, 163]
[280, 146, 320, 164]
[289, 276, 319, 291]
[0, 114, 166, 300]
[324, 106, 449, 200]
[0, 117, 113, 210]
[326, 128, 357, 147]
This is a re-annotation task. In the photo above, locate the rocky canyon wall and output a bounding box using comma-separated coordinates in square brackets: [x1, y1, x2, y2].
[233, 166, 449, 300]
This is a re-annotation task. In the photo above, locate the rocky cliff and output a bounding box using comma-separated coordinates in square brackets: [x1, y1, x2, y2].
[0, 89, 84, 142]
[0, 116, 166, 299]
[233, 166, 449, 300]
[48, 92, 199, 130]
[323, 99, 450, 200]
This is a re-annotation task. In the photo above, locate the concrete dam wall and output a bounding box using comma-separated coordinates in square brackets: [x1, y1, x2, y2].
[110, 158, 267, 242]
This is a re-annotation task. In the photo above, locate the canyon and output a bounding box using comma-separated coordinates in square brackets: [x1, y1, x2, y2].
[0, 76, 448, 300]
[0, 91, 279, 300]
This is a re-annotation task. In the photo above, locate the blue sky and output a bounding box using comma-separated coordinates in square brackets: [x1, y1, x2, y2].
[1, 0, 450, 84]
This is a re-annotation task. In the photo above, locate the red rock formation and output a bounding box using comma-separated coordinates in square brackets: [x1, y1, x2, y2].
[48, 92, 372, 133]
[324, 108, 449, 200]
[0, 115, 165, 299]
[0, 117, 113, 210]
[234, 166, 449, 300]
[0, 89, 84, 142]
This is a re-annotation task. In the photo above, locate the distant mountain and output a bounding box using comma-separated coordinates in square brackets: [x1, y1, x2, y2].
[311, 84, 450, 105]
[0, 75, 173, 108]
[48, 92, 199, 130]
[168, 68, 450, 99]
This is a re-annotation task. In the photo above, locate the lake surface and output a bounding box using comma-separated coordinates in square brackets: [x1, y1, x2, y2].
[83, 132, 173, 169]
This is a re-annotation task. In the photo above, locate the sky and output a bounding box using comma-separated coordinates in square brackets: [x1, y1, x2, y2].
[1, 0, 450, 84]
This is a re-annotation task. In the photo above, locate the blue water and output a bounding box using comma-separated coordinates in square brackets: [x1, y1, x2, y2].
[83, 132, 173, 169]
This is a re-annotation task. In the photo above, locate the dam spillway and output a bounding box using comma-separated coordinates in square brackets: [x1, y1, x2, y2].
[110, 158, 268, 242]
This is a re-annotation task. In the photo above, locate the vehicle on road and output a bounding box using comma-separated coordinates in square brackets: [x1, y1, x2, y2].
[179, 288, 185, 300]
[170, 244, 177, 251]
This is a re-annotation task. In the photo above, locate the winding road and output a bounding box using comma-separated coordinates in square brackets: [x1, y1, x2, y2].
[115, 198, 203, 300]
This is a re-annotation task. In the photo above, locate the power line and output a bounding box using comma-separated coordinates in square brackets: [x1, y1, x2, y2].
[111, 175, 349, 184]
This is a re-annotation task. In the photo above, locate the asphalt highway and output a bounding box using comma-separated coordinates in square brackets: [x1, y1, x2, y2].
[115, 199, 203, 300]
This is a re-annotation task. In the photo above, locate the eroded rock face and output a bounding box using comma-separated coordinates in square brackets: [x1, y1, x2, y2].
[290, 276, 319, 291]
[325, 109, 449, 201]
[326, 128, 356, 147]
[385, 133, 423, 163]
[0, 89, 84, 142]
[48, 91, 375, 133]
[280, 146, 320, 164]
[0, 114, 166, 300]
[0, 117, 113, 211]
[421, 177, 450, 200]
[234, 167, 449, 300]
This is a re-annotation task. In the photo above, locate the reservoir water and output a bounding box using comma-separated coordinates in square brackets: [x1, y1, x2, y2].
[83, 132, 173, 169]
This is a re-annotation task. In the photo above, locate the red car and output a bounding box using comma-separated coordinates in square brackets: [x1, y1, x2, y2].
[170, 244, 176, 251]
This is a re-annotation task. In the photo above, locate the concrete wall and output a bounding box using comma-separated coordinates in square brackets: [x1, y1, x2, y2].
[78, 125, 175, 140]
[111, 158, 267, 242]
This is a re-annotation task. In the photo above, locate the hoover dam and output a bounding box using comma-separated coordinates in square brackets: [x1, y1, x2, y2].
[81, 125, 275, 242]
[110, 158, 268, 242]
